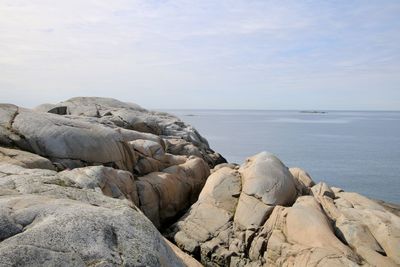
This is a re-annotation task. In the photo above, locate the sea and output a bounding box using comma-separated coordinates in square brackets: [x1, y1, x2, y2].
[164, 110, 400, 204]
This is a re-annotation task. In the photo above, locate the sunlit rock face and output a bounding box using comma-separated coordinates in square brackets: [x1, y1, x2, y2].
[0, 97, 225, 228]
[0, 162, 190, 267]
[1, 97, 399, 267]
[168, 152, 400, 267]
[0, 97, 222, 266]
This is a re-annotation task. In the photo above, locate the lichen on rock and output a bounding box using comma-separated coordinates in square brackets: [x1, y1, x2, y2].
[1, 97, 399, 267]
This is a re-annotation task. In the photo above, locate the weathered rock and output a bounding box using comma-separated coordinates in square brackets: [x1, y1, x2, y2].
[166, 138, 203, 158]
[169, 152, 300, 265]
[289, 167, 315, 188]
[163, 156, 211, 202]
[234, 193, 274, 229]
[0, 163, 188, 266]
[130, 139, 188, 175]
[335, 215, 398, 267]
[136, 157, 210, 228]
[164, 238, 203, 267]
[239, 152, 297, 206]
[0, 194, 185, 267]
[285, 196, 354, 256]
[212, 163, 239, 173]
[2, 97, 225, 173]
[198, 166, 241, 212]
[33, 97, 226, 167]
[0, 104, 160, 172]
[311, 182, 341, 220]
[2, 97, 400, 267]
[168, 166, 241, 257]
[58, 165, 140, 206]
[0, 147, 55, 171]
[169, 152, 400, 267]
[1, 97, 225, 233]
[289, 167, 315, 195]
[130, 139, 165, 160]
[335, 192, 400, 265]
[260, 183, 400, 267]
[312, 182, 335, 199]
[34, 97, 146, 124]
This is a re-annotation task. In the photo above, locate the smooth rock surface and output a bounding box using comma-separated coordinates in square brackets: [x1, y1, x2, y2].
[33, 97, 225, 166]
[0, 163, 186, 266]
[239, 152, 297, 206]
[0, 147, 55, 171]
[0, 97, 220, 231]
[2, 97, 399, 267]
[169, 152, 400, 266]
[0, 97, 227, 266]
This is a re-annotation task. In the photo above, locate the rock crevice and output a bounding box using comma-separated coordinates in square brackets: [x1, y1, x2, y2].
[168, 152, 400, 267]
[1, 97, 399, 267]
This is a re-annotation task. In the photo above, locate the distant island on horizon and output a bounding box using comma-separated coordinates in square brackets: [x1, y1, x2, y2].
[0, 97, 399, 266]
[299, 110, 327, 114]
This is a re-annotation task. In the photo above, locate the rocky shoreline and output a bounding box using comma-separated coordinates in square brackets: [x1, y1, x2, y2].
[0, 97, 399, 266]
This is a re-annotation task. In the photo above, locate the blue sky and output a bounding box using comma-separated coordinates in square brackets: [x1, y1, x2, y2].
[0, 0, 399, 110]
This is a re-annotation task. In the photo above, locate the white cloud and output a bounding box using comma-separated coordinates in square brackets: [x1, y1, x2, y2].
[0, 0, 399, 109]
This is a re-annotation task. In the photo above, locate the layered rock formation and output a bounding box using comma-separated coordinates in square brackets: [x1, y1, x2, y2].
[168, 152, 400, 266]
[0, 162, 199, 266]
[0, 97, 224, 228]
[0, 97, 222, 266]
[0, 97, 399, 267]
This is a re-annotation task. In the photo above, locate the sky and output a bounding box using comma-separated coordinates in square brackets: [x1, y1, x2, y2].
[0, 0, 399, 110]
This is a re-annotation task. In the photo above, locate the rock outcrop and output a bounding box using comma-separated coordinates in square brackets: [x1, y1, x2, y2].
[0, 98, 224, 228]
[34, 97, 225, 167]
[0, 97, 218, 266]
[168, 152, 400, 267]
[1, 97, 399, 267]
[0, 162, 190, 266]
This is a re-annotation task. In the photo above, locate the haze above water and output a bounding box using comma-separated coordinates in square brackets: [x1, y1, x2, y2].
[166, 110, 400, 204]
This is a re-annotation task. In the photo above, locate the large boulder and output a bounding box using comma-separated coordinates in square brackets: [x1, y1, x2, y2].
[58, 165, 140, 206]
[239, 152, 297, 206]
[1, 96, 225, 171]
[169, 166, 241, 258]
[168, 152, 301, 265]
[233, 152, 297, 230]
[285, 196, 354, 256]
[168, 152, 400, 267]
[33, 97, 225, 166]
[0, 195, 185, 267]
[137, 157, 210, 228]
[2, 97, 399, 267]
[0, 147, 55, 171]
[0, 104, 160, 172]
[0, 163, 190, 266]
[0, 97, 221, 230]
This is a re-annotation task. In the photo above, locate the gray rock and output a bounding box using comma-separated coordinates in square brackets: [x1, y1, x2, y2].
[33, 97, 225, 166]
[2, 96, 399, 267]
[137, 157, 210, 228]
[169, 152, 298, 265]
[234, 193, 274, 229]
[239, 152, 297, 206]
[0, 194, 185, 267]
[0, 104, 162, 172]
[311, 182, 335, 199]
[0, 162, 188, 266]
[169, 152, 400, 267]
[58, 165, 140, 206]
[0, 147, 55, 171]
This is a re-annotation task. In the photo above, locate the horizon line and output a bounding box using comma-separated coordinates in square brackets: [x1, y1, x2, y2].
[154, 108, 400, 112]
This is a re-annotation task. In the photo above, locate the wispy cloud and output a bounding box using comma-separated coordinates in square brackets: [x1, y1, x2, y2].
[0, 0, 399, 109]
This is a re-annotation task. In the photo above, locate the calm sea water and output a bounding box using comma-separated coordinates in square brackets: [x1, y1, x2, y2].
[165, 110, 400, 204]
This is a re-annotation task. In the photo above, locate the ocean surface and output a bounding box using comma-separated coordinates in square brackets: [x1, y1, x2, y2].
[165, 110, 400, 204]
